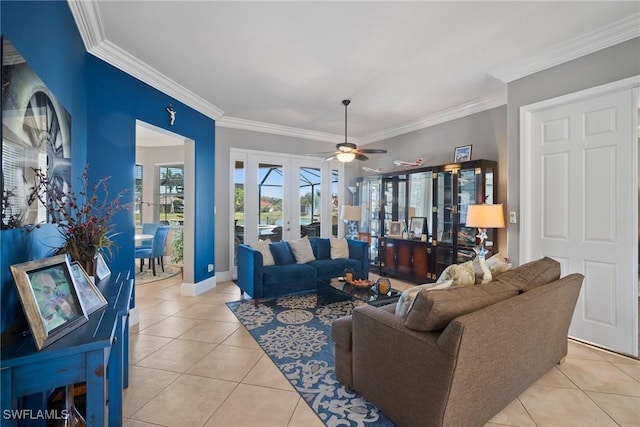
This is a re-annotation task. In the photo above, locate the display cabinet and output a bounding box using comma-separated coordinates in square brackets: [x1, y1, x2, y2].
[380, 237, 432, 282]
[432, 159, 497, 276]
[356, 175, 382, 269]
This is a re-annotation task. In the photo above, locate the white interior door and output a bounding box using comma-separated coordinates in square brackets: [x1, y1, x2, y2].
[521, 78, 639, 357]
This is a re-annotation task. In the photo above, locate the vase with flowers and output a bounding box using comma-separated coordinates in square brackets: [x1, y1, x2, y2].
[30, 165, 129, 276]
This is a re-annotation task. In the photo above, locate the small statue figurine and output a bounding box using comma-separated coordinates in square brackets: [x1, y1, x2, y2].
[166, 105, 176, 126]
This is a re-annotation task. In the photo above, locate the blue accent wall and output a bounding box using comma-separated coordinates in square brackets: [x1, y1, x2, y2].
[1, 1, 216, 332]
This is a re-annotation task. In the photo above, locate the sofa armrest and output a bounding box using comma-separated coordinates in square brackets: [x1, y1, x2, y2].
[348, 305, 455, 426]
[237, 244, 264, 298]
[347, 239, 369, 278]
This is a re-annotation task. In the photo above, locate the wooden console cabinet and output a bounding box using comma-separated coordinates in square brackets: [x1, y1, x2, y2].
[1, 272, 133, 426]
[380, 237, 435, 283]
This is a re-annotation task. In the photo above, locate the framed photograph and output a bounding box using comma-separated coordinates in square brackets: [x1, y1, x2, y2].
[454, 145, 472, 163]
[388, 221, 404, 238]
[95, 253, 111, 280]
[409, 217, 427, 237]
[10, 255, 88, 350]
[69, 261, 107, 315]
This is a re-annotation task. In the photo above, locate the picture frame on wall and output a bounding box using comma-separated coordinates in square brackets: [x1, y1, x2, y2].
[454, 145, 472, 163]
[388, 221, 404, 238]
[69, 260, 107, 315]
[10, 255, 88, 350]
[95, 253, 111, 280]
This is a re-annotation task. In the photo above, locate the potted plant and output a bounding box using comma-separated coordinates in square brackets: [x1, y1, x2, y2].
[170, 224, 184, 277]
[30, 165, 129, 275]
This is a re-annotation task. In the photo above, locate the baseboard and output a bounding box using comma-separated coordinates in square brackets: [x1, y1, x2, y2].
[216, 270, 233, 282]
[181, 275, 216, 296]
[129, 307, 139, 326]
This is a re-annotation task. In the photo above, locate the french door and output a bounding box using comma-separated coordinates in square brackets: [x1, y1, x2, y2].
[230, 149, 343, 277]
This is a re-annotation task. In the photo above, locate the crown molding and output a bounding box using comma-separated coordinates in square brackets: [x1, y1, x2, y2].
[489, 13, 640, 83]
[67, 0, 225, 119]
[358, 92, 507, 145]
[216, 116, 346, 144]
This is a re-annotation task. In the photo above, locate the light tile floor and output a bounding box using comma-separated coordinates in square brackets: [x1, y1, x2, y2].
[124, 274, 640, 427]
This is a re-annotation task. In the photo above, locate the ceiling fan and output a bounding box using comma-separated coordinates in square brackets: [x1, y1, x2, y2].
[310, 100, 387, 162]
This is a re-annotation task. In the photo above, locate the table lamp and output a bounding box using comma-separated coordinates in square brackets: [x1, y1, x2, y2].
[465, 203, 505, 282]
[341, 205, 361, 239]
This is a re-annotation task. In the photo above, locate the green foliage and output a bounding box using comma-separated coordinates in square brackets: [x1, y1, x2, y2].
[171, 225, 184, 264]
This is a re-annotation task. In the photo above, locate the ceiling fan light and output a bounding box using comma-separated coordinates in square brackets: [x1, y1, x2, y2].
[336, 152, 356, 162]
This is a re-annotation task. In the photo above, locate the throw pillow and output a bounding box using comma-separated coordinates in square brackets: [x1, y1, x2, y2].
[269, 241, 296, 265]
[493, 256, 560, 292]
[330, 236, 349, 259]
[403, 284, 519, 332]
[248, 239, 275, 266]
[473, 253, 513, 284]
[438, 260, 475, 287]
[288, 236, 316, 264]
[395, 280, 454, 317]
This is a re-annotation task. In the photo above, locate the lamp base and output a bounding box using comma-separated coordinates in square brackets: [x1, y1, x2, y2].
[475, 228, 491, 283]
[345, 220, 358, 240]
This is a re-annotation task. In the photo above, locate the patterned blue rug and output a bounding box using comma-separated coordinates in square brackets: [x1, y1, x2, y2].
[226, 293, 397, 427]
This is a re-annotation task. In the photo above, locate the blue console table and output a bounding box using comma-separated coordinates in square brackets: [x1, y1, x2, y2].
[1, 272, 133, 426]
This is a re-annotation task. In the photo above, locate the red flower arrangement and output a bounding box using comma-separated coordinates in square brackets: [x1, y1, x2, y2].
[30, 165, 130, 269]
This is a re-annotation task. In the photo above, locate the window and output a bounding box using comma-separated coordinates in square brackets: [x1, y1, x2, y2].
[158, 165, 184, 224]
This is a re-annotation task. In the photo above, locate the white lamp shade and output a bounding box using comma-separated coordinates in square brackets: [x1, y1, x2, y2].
[340, 205, 361, 221]
[466, 204, 505, 228]
[336, 152, 356, 162]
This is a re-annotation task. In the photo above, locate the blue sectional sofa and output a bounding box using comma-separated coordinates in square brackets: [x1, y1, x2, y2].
[237, 237, 369, 303]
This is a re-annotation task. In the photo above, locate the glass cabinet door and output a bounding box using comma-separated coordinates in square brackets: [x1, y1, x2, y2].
[436, 170, 454, 245]
[457, 167, 478, 250]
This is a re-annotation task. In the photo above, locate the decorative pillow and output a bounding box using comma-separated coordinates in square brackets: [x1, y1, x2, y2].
[403, 284, 519, 332]
[493, 256, 560, 292]
[269, 241, 296, 265]
[438, 260, 475, 287]
[473, 253, 513, 284]
[288, 236, 316, 264]
[330, 236, 349, 259]
[248, 239, 275, 266]
[395, 280, 454, 317]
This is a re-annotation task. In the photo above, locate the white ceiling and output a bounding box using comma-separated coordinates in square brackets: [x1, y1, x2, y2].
[70, 1, 639, 146]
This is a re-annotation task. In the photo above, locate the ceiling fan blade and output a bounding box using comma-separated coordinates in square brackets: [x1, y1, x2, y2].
[357, 149, 387, 154]
[355, 153, 369, 161]
[306, 151, 339, 156]
[324, 154, 337, 161]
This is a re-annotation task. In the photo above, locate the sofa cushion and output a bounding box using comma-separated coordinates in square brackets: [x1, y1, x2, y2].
[310, 258, 361, 280]
[493, 256, 560, 292]
[270, 241, 296, 265]
[403, 283, 518, 332]
[248, 239, 275, 266]
[395, 280, 454, 317]
[310, 238, 331, 260]
[289, 236, 316, 264]
[262, 263, 317, 285]
[437, 260, 475, 286]
[330, 236, 349, 259]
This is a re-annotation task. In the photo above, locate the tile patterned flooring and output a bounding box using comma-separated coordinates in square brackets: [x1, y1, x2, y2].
[124, 274, 640, 427]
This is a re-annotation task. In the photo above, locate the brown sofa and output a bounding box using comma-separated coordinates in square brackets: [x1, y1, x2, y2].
[331, 257, 583, 427]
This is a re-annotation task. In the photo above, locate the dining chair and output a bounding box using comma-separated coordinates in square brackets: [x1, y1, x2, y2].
[139, 222, 160, 248]
[135, 226, 170, 276]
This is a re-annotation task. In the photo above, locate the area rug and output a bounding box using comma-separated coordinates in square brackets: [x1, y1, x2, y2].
[226, 293, 397, 427]
[134, 264, 181, 284]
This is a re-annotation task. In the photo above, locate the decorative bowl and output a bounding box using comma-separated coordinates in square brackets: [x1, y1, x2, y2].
[349, 279, 375, 289]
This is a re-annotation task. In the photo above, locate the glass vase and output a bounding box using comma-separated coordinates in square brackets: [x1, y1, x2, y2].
[56, 384, 86, 427]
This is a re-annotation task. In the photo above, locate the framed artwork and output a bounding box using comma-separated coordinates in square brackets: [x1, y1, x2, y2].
[1, 37, 72, 230]
[454, 145, 472, 163]
[388, 221, 404, 238]
[95, 253, 111, 280]
[10, 255, 88, 350]
[69, 261, 107, 315]
[409, 217, 427, 237]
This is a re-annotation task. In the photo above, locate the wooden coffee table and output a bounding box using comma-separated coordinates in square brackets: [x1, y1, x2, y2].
[317, 277, 401, 307]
